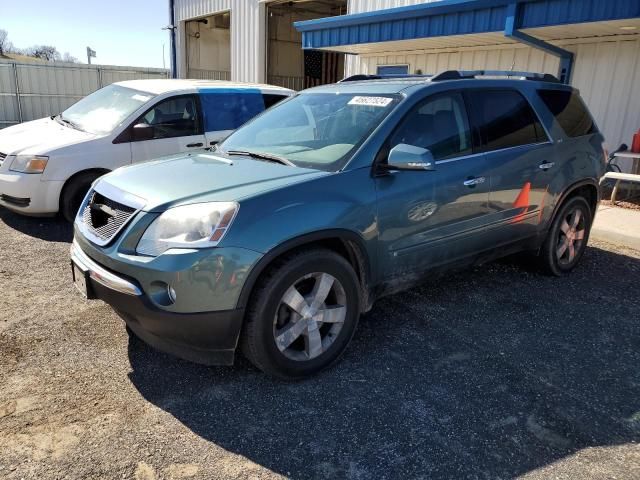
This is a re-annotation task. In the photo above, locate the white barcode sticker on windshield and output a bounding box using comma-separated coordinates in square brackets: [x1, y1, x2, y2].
[132, 94, 152, 102]
[348, 96, 393, 107]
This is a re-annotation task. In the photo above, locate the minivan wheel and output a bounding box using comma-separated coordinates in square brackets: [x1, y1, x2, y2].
[540, 196, 592, 276]
[60, 171, 102, 223]
[241, 249, 360, 380]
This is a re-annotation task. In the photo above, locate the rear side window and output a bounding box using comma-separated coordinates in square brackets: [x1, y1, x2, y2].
[262, 94, 289, 109]
[468, 90, 547, 152]
[538, 89, 597, 138]
[200, 90, 266, 132]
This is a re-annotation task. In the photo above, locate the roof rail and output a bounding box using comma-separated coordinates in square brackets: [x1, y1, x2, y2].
[339, 74, 431, 82]
[431, 70, 560, 83]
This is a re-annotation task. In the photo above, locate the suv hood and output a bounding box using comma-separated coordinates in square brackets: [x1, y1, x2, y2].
[0, 117, 96, 155]
[97, 152, 329, 211]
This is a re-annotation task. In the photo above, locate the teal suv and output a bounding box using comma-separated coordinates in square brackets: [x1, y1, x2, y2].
[71, 71, 605, 379]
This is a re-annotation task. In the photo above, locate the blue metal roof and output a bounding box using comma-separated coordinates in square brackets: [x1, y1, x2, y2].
[294, 0, 640, 50]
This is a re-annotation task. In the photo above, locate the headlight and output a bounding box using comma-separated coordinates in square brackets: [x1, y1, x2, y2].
[10, 155, 49, 174]
[136, 202, 238, 256]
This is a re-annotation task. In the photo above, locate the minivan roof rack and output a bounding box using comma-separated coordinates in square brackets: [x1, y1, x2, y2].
[339, 74, 431, 82]
[431, 70, 560, 83]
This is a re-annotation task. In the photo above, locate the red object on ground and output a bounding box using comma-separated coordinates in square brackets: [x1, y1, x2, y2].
[632, 129, 640, 153]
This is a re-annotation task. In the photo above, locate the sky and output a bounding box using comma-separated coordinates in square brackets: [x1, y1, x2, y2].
[1, 0, 170, 68]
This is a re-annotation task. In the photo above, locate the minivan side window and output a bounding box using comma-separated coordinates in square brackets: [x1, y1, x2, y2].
[200, 92, 265, 132]
[537, 89, 597, 138]
[467, 90, 547, 152]
[140, 95, 200, 139]
[390, 92, 472, 161]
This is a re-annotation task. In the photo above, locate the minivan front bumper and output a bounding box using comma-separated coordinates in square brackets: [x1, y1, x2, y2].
[70, 240, 245, 365]
[0, 171, 63, 215]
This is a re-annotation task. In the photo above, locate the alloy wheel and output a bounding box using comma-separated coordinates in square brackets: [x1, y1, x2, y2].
[273, 272, 347, 362]
[556, 207, 586, 265]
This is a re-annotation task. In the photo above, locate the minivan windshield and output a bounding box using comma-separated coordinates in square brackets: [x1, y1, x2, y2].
[60, 84, 155, 135]
[218, 92, 399, 171]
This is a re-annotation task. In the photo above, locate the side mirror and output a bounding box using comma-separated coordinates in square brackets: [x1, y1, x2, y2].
[381, 144, 435, 172]
[131, 123, 155, 142]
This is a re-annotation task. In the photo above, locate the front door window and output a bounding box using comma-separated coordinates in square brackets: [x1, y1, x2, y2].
[141, 96, 200, 140]
[390, 93, 472, 161]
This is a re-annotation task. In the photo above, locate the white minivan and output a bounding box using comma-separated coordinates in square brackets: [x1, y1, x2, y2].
[0, 79, 293, 221]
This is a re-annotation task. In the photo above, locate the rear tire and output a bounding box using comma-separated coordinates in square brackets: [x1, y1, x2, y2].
[60, 172, 102, 223]
[241, 249, 360, 380]
[539, 196, 592, 276]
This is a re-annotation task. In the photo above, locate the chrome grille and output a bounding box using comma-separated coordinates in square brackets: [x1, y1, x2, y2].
[0, 152, 6, 167]
[81, 191, 136, 243]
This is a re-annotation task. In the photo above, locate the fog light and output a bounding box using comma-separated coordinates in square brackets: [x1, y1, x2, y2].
[167, 285, 177, 303]
[149, 281, 177, 306]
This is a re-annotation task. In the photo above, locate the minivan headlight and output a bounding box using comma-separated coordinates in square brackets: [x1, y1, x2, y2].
[10, 155, 49, 173]
[136, 202, 238, 256]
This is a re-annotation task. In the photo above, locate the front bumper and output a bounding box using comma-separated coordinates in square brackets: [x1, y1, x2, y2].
[71, 240, 245, 365]
[0, 170, 63, 215]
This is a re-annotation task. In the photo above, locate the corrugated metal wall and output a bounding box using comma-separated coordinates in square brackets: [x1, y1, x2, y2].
[174, 0, 265, 82]
[0, 60, 168, 128]
[0, 64, 19, 127]
[358, 46, 560, 77]
[173, 0, 433, 82]
[344, 0, 440, 75]
[348, 0, 428, 13]
[569, 38, 640, 151]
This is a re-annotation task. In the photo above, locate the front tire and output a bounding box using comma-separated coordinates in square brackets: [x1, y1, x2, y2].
[60, 172, 102, 223]
[540, 196, 592, 276]
[241, 249, 361, 380]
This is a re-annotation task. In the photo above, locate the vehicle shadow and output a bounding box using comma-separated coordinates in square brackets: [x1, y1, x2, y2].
[0, 208, 72, 243]
[127, 245, 640, 479]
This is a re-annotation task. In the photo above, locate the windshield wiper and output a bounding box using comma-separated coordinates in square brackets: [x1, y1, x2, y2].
[225, 150, 295, 167]
[57, 114, 83, 131]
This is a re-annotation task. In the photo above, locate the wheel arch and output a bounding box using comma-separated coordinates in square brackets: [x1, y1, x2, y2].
[60, 168, 111, 205]
[549, 178, 600, 226]
[237, 229, 374, 314]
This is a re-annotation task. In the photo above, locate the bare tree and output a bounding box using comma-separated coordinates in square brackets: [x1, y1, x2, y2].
[0, 29, 11, 55]
[62, 52, 79, 63]
[27, 45, 61, 61]
[0, 31, 72, 62]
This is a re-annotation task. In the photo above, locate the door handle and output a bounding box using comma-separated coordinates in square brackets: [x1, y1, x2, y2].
[539, 161, 555, 170]
[186, 142, 204, 148]
[463, 176, 486, 187]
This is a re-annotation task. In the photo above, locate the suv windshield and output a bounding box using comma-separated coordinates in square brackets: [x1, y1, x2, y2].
[61, 84, 155, 135]
[219, 92, 399, 171]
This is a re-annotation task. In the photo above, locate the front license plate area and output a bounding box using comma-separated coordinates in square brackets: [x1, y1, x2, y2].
[71, 261, 95, 299]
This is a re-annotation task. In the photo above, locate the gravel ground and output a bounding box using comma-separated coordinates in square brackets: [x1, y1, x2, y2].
[601, 199, 640, 211]
[1, 207, 639, 480]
